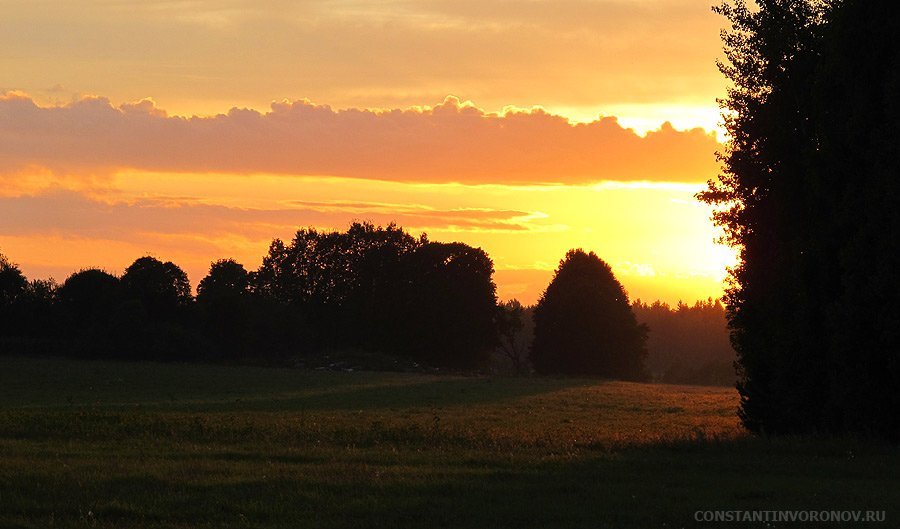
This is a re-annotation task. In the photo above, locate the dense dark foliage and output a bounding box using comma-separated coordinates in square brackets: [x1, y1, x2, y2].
[379, 242, 499, 369]
[0, 255, 61, 347]
[252, 225, 497, 368]
[530, 249, 647, 380]
[0, 223, 498, 370]
[121, 257, 192, 322]
[0, 253, 27, 306]
[195, 259, 277, 363]
[197, 259, 250, 303]
[699, 0, 900, 438]
[252, 222, 424, 353]
[55, 269, 122, 356]
[0, 254, 28, 337]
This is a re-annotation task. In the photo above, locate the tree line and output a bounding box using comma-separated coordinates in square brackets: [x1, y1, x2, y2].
[0, 226, 725, 382]
[1, 223, 499, 369]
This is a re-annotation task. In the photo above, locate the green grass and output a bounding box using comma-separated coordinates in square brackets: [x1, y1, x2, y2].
[0, 356, 896, 528]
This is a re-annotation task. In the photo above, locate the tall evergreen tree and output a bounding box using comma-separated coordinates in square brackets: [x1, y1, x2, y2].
[699, 0, 900, 438]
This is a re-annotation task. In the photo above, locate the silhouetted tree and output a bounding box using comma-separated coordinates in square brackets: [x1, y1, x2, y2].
[0, 252, 28, 339]
[0, 254, 62, 352]
[253, 223, 501, 366]
[383, 242, 499, 369]
[55, 269, 123, 357]
[253, 229, 345, 308]
[121, 256, 192, 321]
[15, 279, 60, 341]
[0, 252, 26, 308]
[699, 0, 900, 438]
[339, 222, 424, 344]
[197, 259, 274, 362]
[255, 222, 422, 307]
[116, 256, 200, 360]
[253, 222, 423, 351]
[58, 269, 122, 327]
[698, 0, 830, 436]
[198, 259, 249, 303]
[530, 250, 647, 380]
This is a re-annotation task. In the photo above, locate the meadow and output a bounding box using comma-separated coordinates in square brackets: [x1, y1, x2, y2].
[0, 356, 896, 528]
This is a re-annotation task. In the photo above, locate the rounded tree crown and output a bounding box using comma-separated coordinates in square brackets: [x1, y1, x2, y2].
[531, 249, 647, 380]
[198, 259, 249, 302]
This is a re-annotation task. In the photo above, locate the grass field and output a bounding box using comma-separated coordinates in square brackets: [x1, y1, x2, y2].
[0, 356, 896, 528]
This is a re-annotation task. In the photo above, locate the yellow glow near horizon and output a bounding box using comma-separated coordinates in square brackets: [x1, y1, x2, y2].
[1, 170, 735, 306]
[546, 103, 723, 137]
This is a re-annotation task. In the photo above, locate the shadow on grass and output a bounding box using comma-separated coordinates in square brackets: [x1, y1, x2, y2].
[0, 355, 594, 412]
[3, 436, 897, 529]
[190, 376, 597, 413]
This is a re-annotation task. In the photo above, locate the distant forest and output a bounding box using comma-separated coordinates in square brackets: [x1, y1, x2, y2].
[1, 222, 733, 385]
[633, 300, 734, 386]
[495, 298, 735, 386]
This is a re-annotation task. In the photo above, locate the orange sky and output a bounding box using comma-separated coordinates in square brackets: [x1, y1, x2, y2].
[0, 1, 734, 305]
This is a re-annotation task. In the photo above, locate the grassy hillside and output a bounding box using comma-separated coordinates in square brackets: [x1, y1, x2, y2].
[0, 356, 896, 528]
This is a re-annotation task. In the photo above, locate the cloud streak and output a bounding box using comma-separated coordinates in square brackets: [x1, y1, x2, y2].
[0, 190, 548, 243]
[1, 93, 720, 184]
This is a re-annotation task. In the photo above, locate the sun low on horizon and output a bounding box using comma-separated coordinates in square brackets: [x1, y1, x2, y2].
[0, 0, 736, 306]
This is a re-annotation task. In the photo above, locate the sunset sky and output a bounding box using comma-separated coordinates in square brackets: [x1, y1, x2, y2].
[0, 0, 734, 305]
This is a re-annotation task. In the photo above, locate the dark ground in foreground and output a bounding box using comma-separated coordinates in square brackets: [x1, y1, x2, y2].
[0, 356, 896, 528]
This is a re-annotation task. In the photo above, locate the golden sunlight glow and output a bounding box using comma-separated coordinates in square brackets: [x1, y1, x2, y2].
[0, 170, 736, 306]
[550, 104, 724, 137]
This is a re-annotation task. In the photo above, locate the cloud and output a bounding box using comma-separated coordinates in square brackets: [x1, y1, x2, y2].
[0, 190, 547, 243]
[1, 93, 720, 184]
